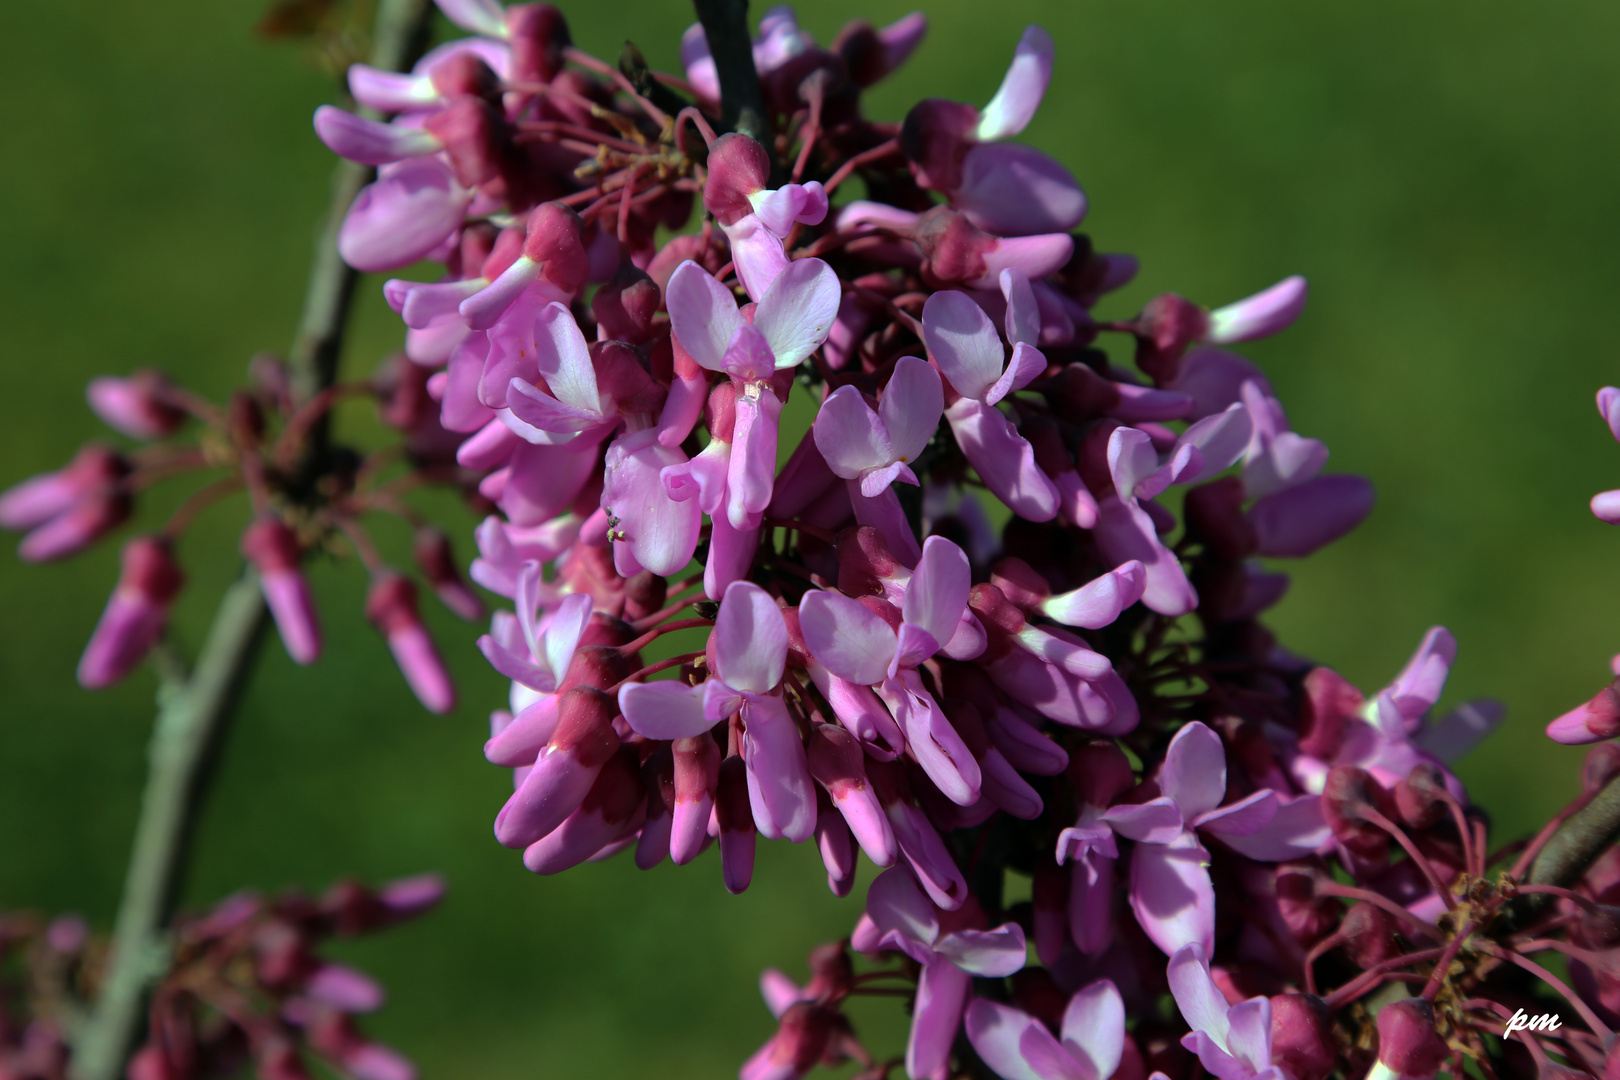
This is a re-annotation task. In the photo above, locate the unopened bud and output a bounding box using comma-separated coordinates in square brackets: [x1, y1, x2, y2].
[835, 525, 899, 598]
[242, 518, 321, 665]
[77, 536, 183, 689]
[86, 370, 184, 440]
[1394, 764, 1450, 831]
[1298, 668, 1363, 760]
[1269, 993, 1338, 1080]
[1373, 998, 1449, 1080]
[717, 755, 757, 894]
[1547, 679, 1620, 745]
[1322, 767, 1393, 860]
[1341, 901, 1401, 968]
[703, 134, 772, 226]
[423, 97, 508, 187]
[521, 201, 589, 293]
[365, 572, 455, 713]
[506, 3, 571, 83]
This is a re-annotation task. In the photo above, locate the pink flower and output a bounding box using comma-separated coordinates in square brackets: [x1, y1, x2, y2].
[77, 536, 183, 689]
[965, 979, 1126, 1080]
[1168, 943, 1289, 1080]
[665, 256, 840, 528]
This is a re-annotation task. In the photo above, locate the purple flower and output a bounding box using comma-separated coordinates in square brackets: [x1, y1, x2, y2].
[666, 256, 840, 528]
[800, 537, 983, 804]
[618, 581, 816, 842]
[922, 288, 1060, 521]
[965, 979, 1125, 1080]
[854, 867, 1026, 1080]
[1168, 943, 1289, 1080]
[1080, 722, 1328, 956]
[813, 355, 943, 564]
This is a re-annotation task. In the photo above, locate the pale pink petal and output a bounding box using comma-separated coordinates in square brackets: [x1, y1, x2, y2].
[1599, 386, 1620, 442]
[975, 25, 1054, 140]
[726, 389, 782, 528]
[1172, 402, 1253, 485]
[1205, 276, 1308, 344]
[1000, 268, 1041, 346]
[1100, 797, 1185, 845]
[814, 385, 893, 479]
[1107, 427, 1160, 501]
[338, 158, 470, 272]
[533, 302, 602, 414]
[904, 535, 971, 646]
[1165, 943, 1230, 1044]
[1224, 998, 1273, 1074]
[798, 589, 897, 686]
[1061, 980, 1125, 1080]
[935, 923, 1027, 977]
[1040, 561, 1146, 629]
[1386, 626, 1456, 722]
[741, 694, 817, 842]
[504, 380, 602, 437]
[923, 290, 1003, 401]
[880, 356, 945, 462]
[956, 142, 1087, 237]
[967, 999, 1083, 1080]
[434, 0, 508, 38]
[714, 580, 788, 693]
[865, 865, 940, 947]
[1130, 835, 1216, 956]
[986, 341, 1047, 406]
[908, 960, 973, 1080]
[753, 258, 841, 367]
[1094, 495, 1197, 616]
[666, 260, 744, 371]
[946, 399, 1060, 521]
[1201, 793, 1330, 861]
[1161, 721, 1227, 818]
[313, 106, 438, 164]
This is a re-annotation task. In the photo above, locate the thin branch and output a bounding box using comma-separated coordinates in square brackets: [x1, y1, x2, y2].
[692, 0, 770, 147]
[67, 2, 436, 1077]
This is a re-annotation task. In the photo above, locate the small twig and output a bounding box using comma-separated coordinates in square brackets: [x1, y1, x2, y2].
[692, 0, 770, 148]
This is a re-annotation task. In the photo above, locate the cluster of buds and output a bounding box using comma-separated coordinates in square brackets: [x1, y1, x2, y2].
[126, 875, 443, 1080]
[0, 350, 492, 712]
[0, 913, 93, 1080]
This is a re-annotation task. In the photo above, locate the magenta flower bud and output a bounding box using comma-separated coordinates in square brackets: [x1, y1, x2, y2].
[17, 485, 132, 563]
[1275, 865, 1338, 945]
[507, 3, 571, 83]
[704, 133, 773, 226]
[1393, 763, 1450, 830]
[425, 50, 502, 100]
[0, 444, 128, 532]
[900, 100, 979, 192]
[411, 528, 484, 622]
[86, 370, 184, 440]
[636, 748, 675, 870]
[915, 207, 1072, 291]
[420, 97, 507, 188]
[376, 873, 446, 922]
[807, 724, 896, 867]
[815, 798, 857, 897]
[591, 266, 661, 344]
[1547, 679, 1620, 745]
[365, 573, 455, 714]
[1269, 994, 1338, 1080]
[1247, 473, 1375, 557]
[1373, 998, 1450, 1080]
[1341, 901, 1401, 967]
[834, 12, 927, 88]
[305, 963, 386, 1013]
[717, 755, 757, 894]
[242, 518, 321, 666]
[521, 201, 589, 290]
[672, 734, 721, 865]
[496, 687, 621, 842]
[740, 1001, 835, 1080]
[524, 746, 646, 874]
[1298, 667, 1363, 760]
[77, 536, 183, 689]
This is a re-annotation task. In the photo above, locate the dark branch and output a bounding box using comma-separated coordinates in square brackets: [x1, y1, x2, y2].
[692, 0, 770, 145]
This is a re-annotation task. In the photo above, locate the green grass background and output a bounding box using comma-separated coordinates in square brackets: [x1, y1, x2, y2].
[2, 1, 1619, 1075]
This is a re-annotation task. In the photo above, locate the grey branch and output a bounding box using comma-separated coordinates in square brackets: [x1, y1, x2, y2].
[68, 3, 435, 1077]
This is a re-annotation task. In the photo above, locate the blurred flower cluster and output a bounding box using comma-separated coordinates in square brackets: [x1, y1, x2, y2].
[0, 877, 439, 1080]
[14, 0, 1620, 1078]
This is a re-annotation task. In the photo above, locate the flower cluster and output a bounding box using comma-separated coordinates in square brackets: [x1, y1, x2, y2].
[0, 877, 437, 1080]
[0, 352, 486, 712]
[14, 1, 1620, 1078]
[125, 876, 442, 1080]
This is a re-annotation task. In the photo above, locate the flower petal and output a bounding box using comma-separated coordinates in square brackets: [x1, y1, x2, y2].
[618, 679, 715, 740]
[975, 25, 1054, 140]
[967, 1000, 1084, 1080]
[936, 923, 1028, 977]
[666, 260, 743, 371]
[904, 536, 972, 647]
[814, 385, 892, 479]
[1061, 980, 1126, 1080]
[799, 590, 897, 686]
[1166, 943, 1230, 1046]
[1162, 721, 1227, 818]
[923, 290, 1004, 402]
[753, 258, 841, 368]
[1130, 835, 1216, 957]
[880, 356, 945, 463]
[714, 580, 788, 693]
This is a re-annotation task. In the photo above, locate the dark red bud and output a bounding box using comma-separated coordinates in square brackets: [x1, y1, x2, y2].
[591, 267, 661, 344]
[1394, 764, 1450, 831]
[426, 51, 502, 101]
[119, 535, 184, 604]
[1341, 901, 1400, 967]
[423, 97, 509, 188]
[241, 517, 302, 574]
[1322, 767, 1393, 859]
[624, 570, 667, 622]
[899, 99, 977, 192]
[703, 133, 772, 226]
[1067, 742, 1136, 808]
[1298, 668, 1364, 760]
[989, 556, 1052, 611]
[521, 202, 589, 294]
[364, 573, 421, 636]
[968, 582, 1026, 636]
[558, 643, 630, 693]
[914, 206, 993, 289]
[1375, 998, 1450, 1077]
[1269, 994, 1339, 1080]
[506, 3, 571, 83]
[548, 687, 621, 768]
[1275, 864, 1338, 945]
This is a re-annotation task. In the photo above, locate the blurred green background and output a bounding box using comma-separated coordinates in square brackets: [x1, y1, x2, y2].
[3, 0, 1619, 1075]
